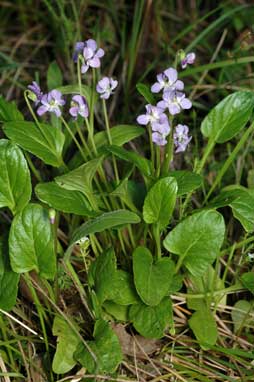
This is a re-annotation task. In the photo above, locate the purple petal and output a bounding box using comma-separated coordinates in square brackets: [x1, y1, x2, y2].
[88, 57, 101, 68]
[157, 100, 167, 110]
[152, 132, 167, 146]
[81, 64, 89, 74]
[164, 67, 177, 82]
[187, 52, 196, 64]
[86, 39, 97, 51]
[175, 80, 184, 91]
[168, 103, 181, 115]
[180, 97, 192, 110]
[69, 106, 79, 118]
[137, 114, 150, 125]
[97, 77, 110, 90]
[83, 47, 94, 60]
[95, 48, 105, 58]
[37, 105, 48, 116]
[181, 59, 188, 69]
[151, 82, 162, 93]
[53, 107, 61, 117]
[110, 79, 118, 90]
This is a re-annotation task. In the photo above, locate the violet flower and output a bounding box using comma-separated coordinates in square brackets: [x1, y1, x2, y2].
[151, 67, 184, 93]
[37, 90, 65, 117]
[69, 95, 89, 118]
[27, 81, 43, 106]
[157, 91, 192, 115]
[137, 104, 165, 126]
[181, 52, 196, 69]
[96, 77, 118, 99]
[73, 42, 85, 62]
[174, 124, 192, 153]
[152, 132, 168, 146]
[81, 39, 105, 74]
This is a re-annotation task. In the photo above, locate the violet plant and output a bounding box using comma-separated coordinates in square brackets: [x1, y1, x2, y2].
[1, 38, 254, 380]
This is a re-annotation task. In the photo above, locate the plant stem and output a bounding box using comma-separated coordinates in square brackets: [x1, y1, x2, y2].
[153, 224, 161, 259]
[148, 125, 155, 174]
[161, 119, 174, 176]
[24, 152, 42, 182]
[60, 116, 86, 161]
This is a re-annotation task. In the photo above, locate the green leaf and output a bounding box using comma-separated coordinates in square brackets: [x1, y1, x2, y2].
[47, 61, 63, 90]
[201, 91, 254, 143]
[35, 182, 96, 217]
[52, 316, 80, 374]
[136, 83, 155, 104]
[189, 308, 218, 348]
[0, 139, 31, 214]
[103, 301, 129, 321]
[129, 297, 173, 339]
[143, 177, 177, 229]
[0, 96, 24, 122]
[241, 272, 254, 295]
[74, 319, 122, 373]
[163, 210, 225, 276]
[3, 121, 65, 167]
[170, 171, 203, 196]
[89, 125, 145, 151]
[9, 203, 56, 279]
[187, 265, 226, 311]
[110, 270, 139, 305]
[0, 238, 19, 311]
[133, 246, 174, 306]
[231, 300, 254, 333]
[55, 158, 102, 197]
[106, 145, 152, 177]
[70, 210, 141, 246]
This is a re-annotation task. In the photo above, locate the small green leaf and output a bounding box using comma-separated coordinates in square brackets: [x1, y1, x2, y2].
[133, 246, 174, 306]
[143, 177, 177, 229]
[9, 203, 56, 279]
[55, 158, 102, 197]
[106, 145, 152, 176]
[189, 308, 218, 348]
[0, 139, 31, 214]
[136, 83, 155, 104]
[0, 96, 24, 122]
[47, 61, 63, 90]
[231, 300, 254, 333]
[170, 171, 202, 196]
[52, 316, 80, 374]
[103, 301, 129, 321]
[74, 319, 122, 373]
[3, 121, 65, 167]
[89, 125, 145, 151]
[0, 238, 19, 311]
[201, 91, 254, 143]
[35, 182, 96, 217]
[110, 270, 139, 305]
[163, 210, 225, 276]
[129, 297, 173, 339]
[70, 210, 141, 246]
[241, 272, 254, 294]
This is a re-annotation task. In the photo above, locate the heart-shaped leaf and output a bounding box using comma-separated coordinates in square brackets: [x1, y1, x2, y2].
[163, 210, 225, 276]
[0, 139, 31, 214]
[133, 246, 174, 306]
[9, 203, 56, 279]
[170, 170, 203, 196]
[129, 297, 173, 339]
[189, 308, 218, 348]
[143, 177, 177, 229]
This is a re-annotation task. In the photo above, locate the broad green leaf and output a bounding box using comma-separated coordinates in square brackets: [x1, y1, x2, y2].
[186, 265, 227, 311]
[170, 171, 202, 196]
[241, 272, 254, 295]
[129, 297, 173, 339]
[163, 210, 225, 276]
[3, 121, 65, 167]
[136, 83, 155, 104]
[89, 125, 145, 151]
[47, 61, 63, 90]
[210, 186, 254, 232]
[70, 210, 141, 246]
[9, 203, 56, 279]
[189, 308, 218, 348]
[55, 158, 102, 197]
[201, 91, 254, 143]
[143, 177, 177, 229]
[103, 301, 129, 321]
[0, 238, 19, 311]
[0, 139, 31, 214]
[57, 84, 92, 104]
[133, 246, 174, 306]
[35, 182, 96, 217]
[74, 319, 122, 373]
[231, 300, 254, 333]
[0, 96, 24, 122]
[52, 316, 80, 374]
[110, 270, 139, 305]
[106, 145, 152, 177]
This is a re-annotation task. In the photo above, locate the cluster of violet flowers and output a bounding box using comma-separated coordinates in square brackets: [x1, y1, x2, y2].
[137, 51, 195, 152]
[27, 39, 118, 120]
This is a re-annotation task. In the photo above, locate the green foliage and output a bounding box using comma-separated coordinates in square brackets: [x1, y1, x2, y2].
[0, 96, 24, 122]
[47, 61, 63, 90]
[3, 121, 65, 167]
[231, 300, 254, 333]
[143, 177, 177, 229]
[170, 170, 203, 196]
[164, 210, 225, 276]
[9, 203, 56, 279]
[189, 308, 218, 348]
[136, 83, 155, 104]
[133, 246, 174, 305]
[0, 139, 31, 214]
